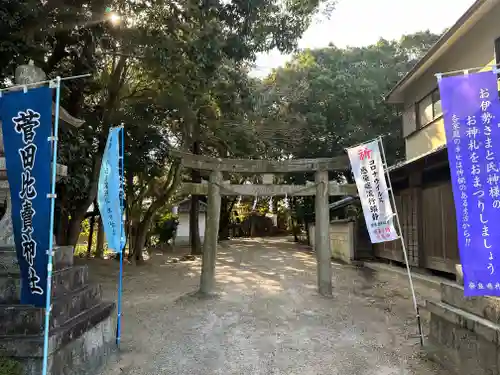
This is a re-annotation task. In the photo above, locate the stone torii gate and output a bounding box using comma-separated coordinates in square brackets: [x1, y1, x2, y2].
[171, 150, 356, 297]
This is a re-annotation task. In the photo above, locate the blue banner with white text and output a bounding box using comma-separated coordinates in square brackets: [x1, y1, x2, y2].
[0, 87, 52, 306]
[97, 127, 123, 253]
[439, 70, 500, 296]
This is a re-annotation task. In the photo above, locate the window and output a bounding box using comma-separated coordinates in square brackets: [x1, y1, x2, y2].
[432, 90, 442, 117]
[495, 37, 500, 69]
[417, 89, 442, 128]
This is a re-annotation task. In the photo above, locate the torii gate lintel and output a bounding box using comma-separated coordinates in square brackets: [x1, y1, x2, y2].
[172, 151, 353, 298]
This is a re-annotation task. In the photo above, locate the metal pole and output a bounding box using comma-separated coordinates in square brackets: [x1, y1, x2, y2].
[344, 133, 391, 151]
[377, 136, 424, 346]
[0, 73, 91, 93]
[116, 124, 125, 347]
[434, 63, 500, 78]
[41, 76, 62, 375]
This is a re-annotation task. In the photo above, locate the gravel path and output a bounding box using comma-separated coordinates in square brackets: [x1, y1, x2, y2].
[90, 237, 450, 375]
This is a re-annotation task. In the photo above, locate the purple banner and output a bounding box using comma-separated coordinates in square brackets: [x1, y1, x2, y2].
[439, 70, 500, 296]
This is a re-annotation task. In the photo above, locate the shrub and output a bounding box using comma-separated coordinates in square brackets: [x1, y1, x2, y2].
[153, 213, 179, 244]
[0, 357, 22, 375]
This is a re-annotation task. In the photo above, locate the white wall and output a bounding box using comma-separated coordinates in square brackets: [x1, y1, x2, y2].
[402, 3, 500, 159]
[175, 213, 206, 245]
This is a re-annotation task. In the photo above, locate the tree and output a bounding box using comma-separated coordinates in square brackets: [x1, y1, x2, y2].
[256, 31, 442, 164]
[253, 31, 441, 220]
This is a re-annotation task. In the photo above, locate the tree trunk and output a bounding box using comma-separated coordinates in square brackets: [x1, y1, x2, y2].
[60, 56, 128, 248]
[56, 206, 69, 246]
[219, 197, 237, 240]
[189, 140, 202, 255]
[132, 216, 153, 264]
[87, 214, 96, 258]
[219, 197, 230, 240]
[66, 213, 85, 248]
[292, 217, 299, 242]
[125, 171, 134, 259]
[190, 195, 202, 254]
[95, 216, 105, 258]
[304, 219, 310, 246]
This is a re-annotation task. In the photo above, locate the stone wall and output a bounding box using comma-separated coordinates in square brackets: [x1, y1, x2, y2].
[309, 220, 360, 264]
[0, 246, 116, 375]
[426, 282, 500, 375]
[329, 220, 354, 264]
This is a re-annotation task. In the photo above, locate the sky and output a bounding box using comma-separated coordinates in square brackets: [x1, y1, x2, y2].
[251, 0, 477, 77]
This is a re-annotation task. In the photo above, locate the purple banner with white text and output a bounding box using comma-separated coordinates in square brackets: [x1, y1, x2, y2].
[439, 70, 500, 296]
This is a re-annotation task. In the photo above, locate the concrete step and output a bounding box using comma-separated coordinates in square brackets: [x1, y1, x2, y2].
[0, 246, 74, 275]
[441, 281, 500, 325]
[361, 261, 443, 292]
[52, 265, 89, 297]
[0, 248, 18, 273]
[0, 284, 103, 335]
[0, 305, 43, 336]
[52, 246, 74, 270]
[0, 301, 116, 358]
[51, 284, 102, 329]
[0, 264, 89, 304]
[24, 303, 116, 375]
[0, 273, 20, 304]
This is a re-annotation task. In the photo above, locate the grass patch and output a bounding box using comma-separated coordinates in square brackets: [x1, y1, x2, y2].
[0, 357, 22, 375]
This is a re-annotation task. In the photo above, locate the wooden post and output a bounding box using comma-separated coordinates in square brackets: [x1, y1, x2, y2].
[199, 170, 222, 295]
[315, 170, 332, 296]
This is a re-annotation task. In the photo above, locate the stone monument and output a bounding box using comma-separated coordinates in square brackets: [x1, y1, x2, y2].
[0, 62, 116, 375]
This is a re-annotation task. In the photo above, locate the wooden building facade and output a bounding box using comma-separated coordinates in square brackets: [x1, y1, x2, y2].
[374, 148, 459, 274]
[375, 0, 500, 276]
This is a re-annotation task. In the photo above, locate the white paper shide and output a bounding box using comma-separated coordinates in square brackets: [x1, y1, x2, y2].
[347, 140, 399, 244]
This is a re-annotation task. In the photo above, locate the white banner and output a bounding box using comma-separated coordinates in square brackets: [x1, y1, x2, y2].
[347, 140, 399, 243]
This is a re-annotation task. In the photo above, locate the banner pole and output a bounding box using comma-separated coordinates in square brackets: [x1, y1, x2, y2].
[345, 133, 391, 151]
[41, 76, 62, 375]
[116, 124, 125, 348]
[0, 73, 91, 93]
[377, 136, 424, 346]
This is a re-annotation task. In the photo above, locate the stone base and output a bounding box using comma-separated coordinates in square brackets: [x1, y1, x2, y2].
[426, 282, 500, 375]
[0, 246, 117, 375]
[20, 314, 116, 375]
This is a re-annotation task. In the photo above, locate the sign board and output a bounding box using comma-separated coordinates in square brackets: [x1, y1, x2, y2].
[347, 140, 398, 243]
[439, 70, 500, 296]
[0, 86, 52, 306]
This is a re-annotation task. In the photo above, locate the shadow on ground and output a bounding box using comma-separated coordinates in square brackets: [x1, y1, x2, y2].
[85, 237, 448, 375]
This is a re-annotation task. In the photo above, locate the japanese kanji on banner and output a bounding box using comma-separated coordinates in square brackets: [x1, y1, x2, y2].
[0, 86, 52, 307]
[438, 70, 500, 297]
[97, 127, 124, 253]
[347, 140, 399, 244]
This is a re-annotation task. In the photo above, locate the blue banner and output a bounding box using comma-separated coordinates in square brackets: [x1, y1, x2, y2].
[0, 87, 52, 306]
[439, 70, 500, 296]
[97, 127, 123, 253]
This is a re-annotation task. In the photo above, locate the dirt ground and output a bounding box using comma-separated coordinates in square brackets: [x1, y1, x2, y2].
[86, 237, 450, 375]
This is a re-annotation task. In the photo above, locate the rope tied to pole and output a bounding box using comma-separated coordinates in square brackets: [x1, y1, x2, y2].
[211, 181, 322, 197]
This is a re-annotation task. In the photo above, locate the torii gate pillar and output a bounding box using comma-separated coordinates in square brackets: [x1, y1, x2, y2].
[171, 150, 351, 297]
[315, 170, 332, 297]
[199, 170, 222, 295]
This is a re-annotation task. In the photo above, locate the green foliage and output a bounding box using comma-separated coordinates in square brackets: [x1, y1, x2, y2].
[0, 0, 334, 249]
[0, 357, 22, 375]
[252, 31, 441, 218]
[254, 31, 442, 166]
[0, 0, 443, 255]
[153, 213, 179, 244]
